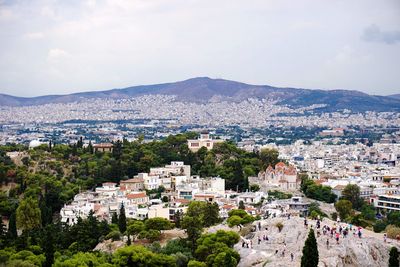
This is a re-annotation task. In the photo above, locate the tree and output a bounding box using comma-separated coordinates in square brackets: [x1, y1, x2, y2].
[188, 260, 207, 267]
[113, 245, 176, 266]
[387, 211, 400, 227]
[145, 217, 173, 232]
[238, 200, 245, 210]
[111, 213, 118, 224]
[118, 203, 127, 234]
[389, 247, 399, 267]
[301, 229, 318, 267]
[342, 184, 363, 210]
[126, 221, 145, 241]
[203, 202, 220, 227]
[249, 184, 260, 192]
[181, 216, 203, 250]
[42, 225, 55, 267]
[16, 197, 41, 232]
[334, 200, 353, 221]
[7, 212, 17, 239]
[227, 215, 242, 228]
[259, 148, 279, 169]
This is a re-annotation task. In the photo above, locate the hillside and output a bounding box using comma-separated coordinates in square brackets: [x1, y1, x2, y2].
[1, 77, 400, 112]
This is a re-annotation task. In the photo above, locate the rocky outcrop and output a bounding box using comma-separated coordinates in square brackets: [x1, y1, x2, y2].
[235, 216, 400, 267]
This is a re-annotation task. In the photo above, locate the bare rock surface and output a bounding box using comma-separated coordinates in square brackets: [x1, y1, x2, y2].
[235, 216, 400, 267]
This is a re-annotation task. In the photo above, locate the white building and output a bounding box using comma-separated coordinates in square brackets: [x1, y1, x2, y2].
[187, 131, 223, 152]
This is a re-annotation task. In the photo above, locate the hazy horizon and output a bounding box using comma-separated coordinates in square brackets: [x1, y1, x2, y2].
[1, 0, 400, 97]
[1, 76, 400, 98]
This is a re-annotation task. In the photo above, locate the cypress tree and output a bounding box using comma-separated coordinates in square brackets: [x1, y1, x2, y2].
[7, 212, 17, 239]
[301, 229, 319, 267]
[42, 225, 55, 267]
[111, 213, 118, 224]
[118, 203, 127, 234]
[389, 247, 399, 267]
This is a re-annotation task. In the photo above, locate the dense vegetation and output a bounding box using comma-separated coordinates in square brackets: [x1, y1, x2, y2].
[300, 174, 336, 203]
[0, 133, 278, 266]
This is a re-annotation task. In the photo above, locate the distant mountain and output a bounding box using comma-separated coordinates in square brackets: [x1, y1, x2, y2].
[1, 77, 399, 112]
[389, 94, 400, 100]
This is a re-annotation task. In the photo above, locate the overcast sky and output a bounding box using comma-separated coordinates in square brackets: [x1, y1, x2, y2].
[0, 0, 399, 97]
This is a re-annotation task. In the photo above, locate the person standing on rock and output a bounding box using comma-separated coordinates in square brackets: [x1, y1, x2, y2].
[291, 253, 294, 261]
[326, 239, 329, 249]
[336, 232, 340, 244]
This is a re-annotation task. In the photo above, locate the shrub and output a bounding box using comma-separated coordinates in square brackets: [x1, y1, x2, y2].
[275, 222, 284, 233]
[105, 230, 122, 241]
[385, 225, 400, 239]
[373, 220, 387, 233]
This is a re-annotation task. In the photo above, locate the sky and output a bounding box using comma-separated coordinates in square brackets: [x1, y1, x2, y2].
[0, 0, 399, 97]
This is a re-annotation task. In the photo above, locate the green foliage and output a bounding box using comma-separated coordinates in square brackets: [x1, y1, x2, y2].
[188, 260, 207, 267]
[126, 221, 145, 240]
[53, 251, 113, 267]
[301, 229, 318, 267]
[139, 229, 161, 242]
[194, 230, 240, 266]
[227, 216, 242, 228]
[387, 211, 400, 227]
[385, 225, 400, 239]
[105, 230, 122, 241]
[373, 220, 387, 233]
[16, 197, 41, 232]
[118, 204, 127, 234]
[334, 200, 353, 221]
[341, 184, 364, 210]
[181, 216, 203, 249]
[161, 239, 192, 259]
[389, 247, 399, 267]
[9, 250, 45, 267]
[308, 202, 327, 219]
[268, 190, 292, 200]
[227, 209, 255, 227]
[185, 201, 221, 228]
[360, 204, 376, 221]
[113, 245, 176, 267]
[145, 217, 173, 232]
[249, 184, 260, 192]
[259, 148, 279, 169]
[300, 175, 336, 203]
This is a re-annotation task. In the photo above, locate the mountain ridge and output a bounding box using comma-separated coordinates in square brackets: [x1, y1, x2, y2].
[1, 77, 399, 112]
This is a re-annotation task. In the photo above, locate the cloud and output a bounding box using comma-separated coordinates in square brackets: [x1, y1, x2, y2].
[362, 24, 400, 44]
[47, 48, 69, 61]
[23, 32, 44, 40]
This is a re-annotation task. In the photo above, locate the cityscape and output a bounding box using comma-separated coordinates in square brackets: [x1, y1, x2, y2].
[1, 1, 400, 267]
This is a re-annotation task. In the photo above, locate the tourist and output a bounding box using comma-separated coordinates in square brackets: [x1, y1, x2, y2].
[336, 232, 340, 244]
[384, 233, 387, 243]
[326, 239, 329, 249]
[291, 253, 294, 261]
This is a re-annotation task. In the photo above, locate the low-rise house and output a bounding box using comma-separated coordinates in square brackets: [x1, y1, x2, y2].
[93, 143, 113, 153]
[126, 192, 149, 205]
[120, 178, 144, 191]
[236, 191, 265, 205]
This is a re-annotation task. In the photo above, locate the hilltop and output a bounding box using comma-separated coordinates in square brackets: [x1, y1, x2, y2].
[1, 77, 400, 112]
